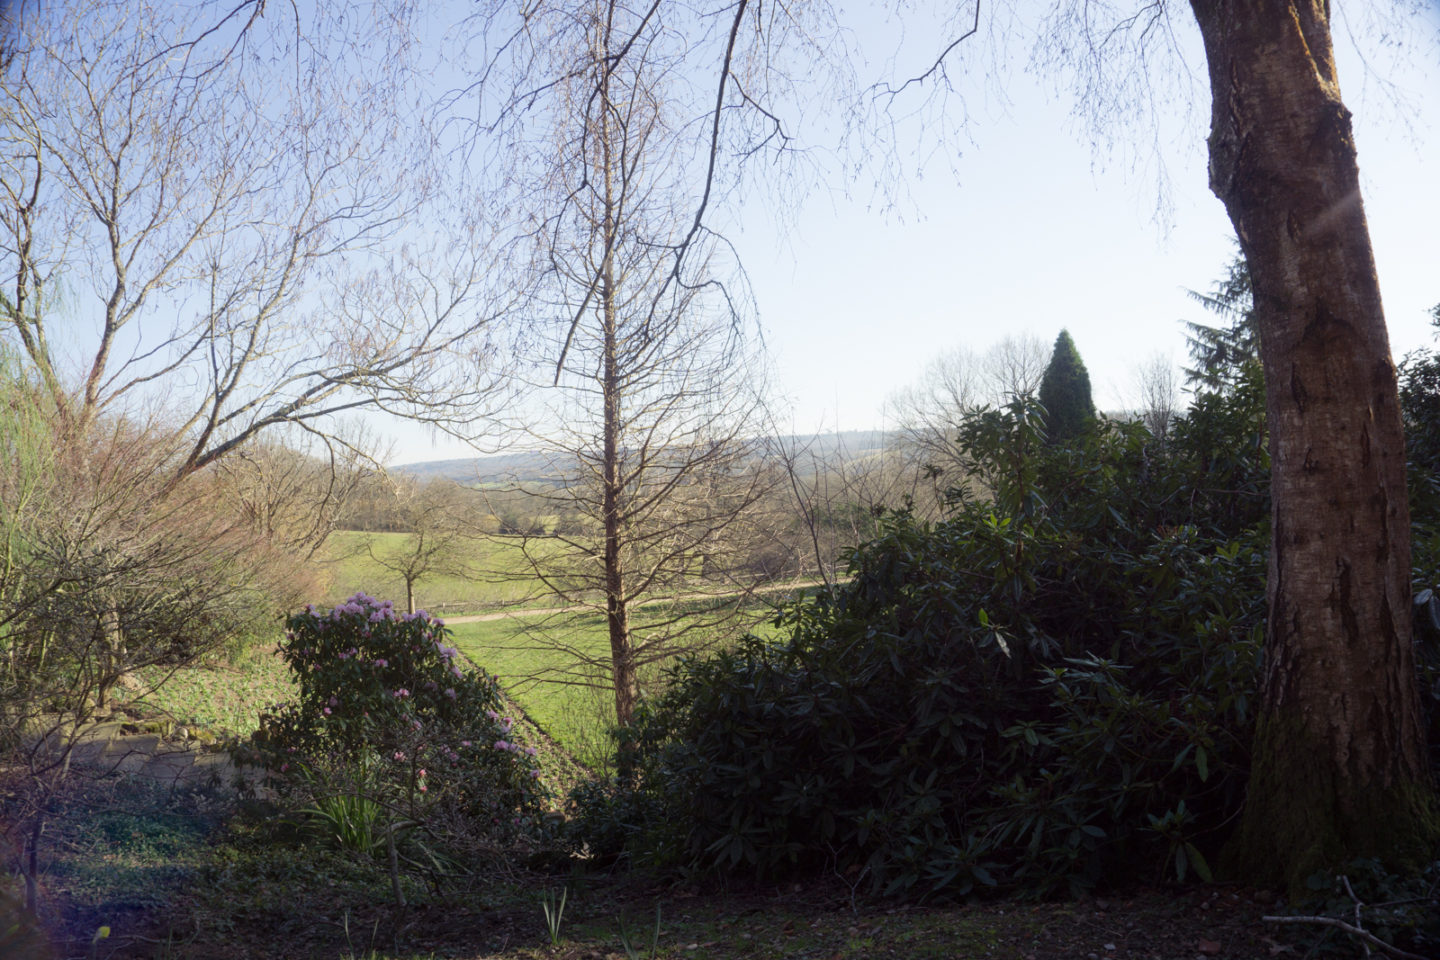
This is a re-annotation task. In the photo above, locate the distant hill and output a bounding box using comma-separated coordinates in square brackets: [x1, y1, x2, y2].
[393, 429, 898, 486]
[392, 450, 571, 486]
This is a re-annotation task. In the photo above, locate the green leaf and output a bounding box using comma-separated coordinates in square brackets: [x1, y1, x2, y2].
[1195, 745, 1209, 782]
[1185, 843, 1213, 883]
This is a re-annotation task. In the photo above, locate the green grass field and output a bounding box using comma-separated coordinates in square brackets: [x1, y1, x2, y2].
[448, 603, 786, 768]
[447, 614, 619, 767]
[315, 530, 561, 614]
[313, 532, 811, 767]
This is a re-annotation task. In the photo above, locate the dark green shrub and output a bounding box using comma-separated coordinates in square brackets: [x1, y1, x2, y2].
[583, 399, 1267, 896]
[240, 594, 546, 849]
[1037, 329, 1095, 444]
[571, 351, 1440, 899]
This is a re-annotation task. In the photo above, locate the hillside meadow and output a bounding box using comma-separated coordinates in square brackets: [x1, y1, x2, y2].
[314, 530, 559, 614]
[447, 603, 787, 768]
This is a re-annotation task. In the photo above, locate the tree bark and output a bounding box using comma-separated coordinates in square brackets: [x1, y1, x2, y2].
[1188, 0, 1438, 890]
[597, 47, 638, 730]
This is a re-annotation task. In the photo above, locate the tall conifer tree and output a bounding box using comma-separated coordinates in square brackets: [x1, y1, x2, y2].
[1038, 329, 1095, 443]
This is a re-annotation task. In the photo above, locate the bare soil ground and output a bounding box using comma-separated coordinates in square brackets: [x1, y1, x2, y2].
[152, 879, 1299, 960]
[12, 807, 1319, 960]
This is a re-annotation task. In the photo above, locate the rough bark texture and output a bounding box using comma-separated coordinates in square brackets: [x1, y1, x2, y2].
[1188, 0, 1438, 890]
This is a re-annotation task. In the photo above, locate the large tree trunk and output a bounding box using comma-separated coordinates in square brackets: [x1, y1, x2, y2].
[1188, 1, 1438, 891]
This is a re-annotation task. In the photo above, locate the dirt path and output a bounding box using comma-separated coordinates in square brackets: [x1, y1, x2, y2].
[439, 578, 837, 624]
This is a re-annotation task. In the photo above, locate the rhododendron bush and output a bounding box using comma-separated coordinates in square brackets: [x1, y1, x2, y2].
[243, 593, 545, 853]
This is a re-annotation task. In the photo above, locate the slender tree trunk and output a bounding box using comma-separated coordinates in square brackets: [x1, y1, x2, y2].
[94, 606, 122, 712]
[597, 53, 637, 729]
[24, 817, 42, 915]
[1188, 1, 1438, 891]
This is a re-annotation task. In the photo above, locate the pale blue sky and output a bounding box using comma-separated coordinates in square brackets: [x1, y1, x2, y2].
[386, 4, 1439, 465]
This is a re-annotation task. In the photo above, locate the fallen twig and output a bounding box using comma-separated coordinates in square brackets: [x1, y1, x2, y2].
[1261, 915, 1428, 960]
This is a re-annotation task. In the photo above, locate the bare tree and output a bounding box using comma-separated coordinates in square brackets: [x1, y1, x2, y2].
[0, 0, 512, 487]
[888, 334, 1049, 510]
[767, 429, 914, 586]
[466, 0, 778, 730]
[364, 478, 475, 616]
[212, 431, 374, 559]
[1132, 351, 1180, 441]
[982, 334, 1051, 403]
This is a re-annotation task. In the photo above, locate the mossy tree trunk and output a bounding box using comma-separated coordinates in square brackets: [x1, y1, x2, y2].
[1188, 0, 1438, 891]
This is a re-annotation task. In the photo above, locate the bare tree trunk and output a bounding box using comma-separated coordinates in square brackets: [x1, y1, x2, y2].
[23, 817, 41, 915]
[598, 68, 637, 730]
[1189, 0, 1438, 891]
[94, 606, 122, 712]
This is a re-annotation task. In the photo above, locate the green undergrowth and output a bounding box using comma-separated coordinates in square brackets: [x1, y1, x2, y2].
[3, 775, 231, 956]
[114, 640, 296, 738]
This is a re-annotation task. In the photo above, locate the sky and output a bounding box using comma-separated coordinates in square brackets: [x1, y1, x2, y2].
[384, 4, 1440, 466]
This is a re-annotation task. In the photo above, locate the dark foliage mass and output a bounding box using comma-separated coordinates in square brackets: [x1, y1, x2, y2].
[1037, 329, 1095, 444]
[1402, 307, 1440, 517]
[239, 596, 546, 864]
[571, 393, 1270, 896]
[563, 306, 1440, 901]
[1402, 305, 1440, 768]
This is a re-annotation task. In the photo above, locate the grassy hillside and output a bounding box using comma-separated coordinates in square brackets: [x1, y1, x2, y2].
[450, 604, 785, 768]
[448, 614, 618, 767]
[315, 530, 559, 614]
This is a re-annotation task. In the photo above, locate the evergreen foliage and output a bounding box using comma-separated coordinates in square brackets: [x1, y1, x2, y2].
[1182, 252, 1260, 396]
[1037, 329, 1095, 443]
[561, 286, 1440, 900]
[569, 392, 1276, 896]
[1400, 305, 1440, 492]
[1399, 304, 1440, 769]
